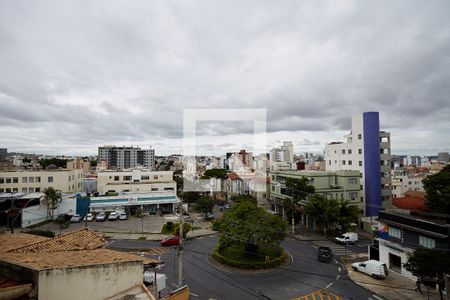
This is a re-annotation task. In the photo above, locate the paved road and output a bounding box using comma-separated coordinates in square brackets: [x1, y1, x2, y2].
[107, 236, 377, 300]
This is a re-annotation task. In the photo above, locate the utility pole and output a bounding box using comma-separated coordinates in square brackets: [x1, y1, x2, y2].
[178, 203, 184, 287]
[84, 194, 89, 228]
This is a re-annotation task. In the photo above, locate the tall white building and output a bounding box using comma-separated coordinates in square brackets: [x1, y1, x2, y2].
[270, 141, 294, 171]
[98, 145, 155, 170]
[325, 112, 392, 217]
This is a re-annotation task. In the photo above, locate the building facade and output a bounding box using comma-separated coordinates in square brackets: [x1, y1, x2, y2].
[270, 141, 295, 171]
[269, 170, 360, 221]
[0, 169, 83, 194]
[391, 172, 425, 198]
[325, 112, 392, 217]
[66, 157, 91, 175]
[98, 145, 155, 170]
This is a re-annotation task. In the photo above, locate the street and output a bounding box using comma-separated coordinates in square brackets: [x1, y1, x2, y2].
[107, 235, 377, 300]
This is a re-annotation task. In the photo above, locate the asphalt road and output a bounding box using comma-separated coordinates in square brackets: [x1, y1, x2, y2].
[107, 236, 376, 300]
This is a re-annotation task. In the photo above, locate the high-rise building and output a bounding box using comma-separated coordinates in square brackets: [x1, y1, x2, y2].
[325, 112, 392, 217]
[98, 146, 155, 170]
[437, 152, 449, 163]
[270, 141, 294, 171]
[0, 148, 7, 158]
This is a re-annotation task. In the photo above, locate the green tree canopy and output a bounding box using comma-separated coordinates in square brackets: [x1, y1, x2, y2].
[44, 187, 62, 220]
[304, 194, 339, 236]
[194, 195, 215, 214]
[39, 158, 67, 169]
[231, 195, 257, 205]
[202, 169, 228, 179]
[182, 191, 202, 203]
[283, 177, 316, 224]
[219, 201, 287, 253]
[424, 165, 450, 214]
[336, 199, 360, 232]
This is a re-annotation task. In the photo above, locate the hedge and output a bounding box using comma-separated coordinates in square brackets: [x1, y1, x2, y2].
[212, 245, 287, 269]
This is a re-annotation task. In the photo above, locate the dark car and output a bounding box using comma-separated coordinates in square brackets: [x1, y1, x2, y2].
[55, 213, 72, 223]
[318, 246, 332, 262]
[161, 235, 180, 246]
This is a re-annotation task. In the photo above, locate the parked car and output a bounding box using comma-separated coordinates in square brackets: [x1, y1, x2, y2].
[118, 212, 128, 220]
[70, 214, 82, 223]
[318, 246, 332, 263]
[205, 212, 214, 220]
[84, 213, 94, 222]
[335, 232, 358, 244]
[224, 204, 232, 210]
[96, 212, 106, 222]
[108, 212, 118, 221]
[161, 235, 180, 246]
[55, 213, 72, 223]
[352, 260, 388, 279]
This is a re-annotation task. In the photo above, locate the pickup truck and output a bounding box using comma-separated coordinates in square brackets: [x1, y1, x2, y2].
[318, 246, 332, 262]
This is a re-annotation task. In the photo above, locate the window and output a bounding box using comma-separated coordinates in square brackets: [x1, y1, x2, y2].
[6, 188, 11, 193]
[348, 160, 352, 165]
[154, 175, 158, 180]
[0, 178, 3, 184]
[0, 188, 4, 192]
[35, 177, 41, 183]
[48, 176, 53, 183]
[349, 192, 358, 200]
[342, 160, 346, 165]
[342, 149, 345, 154]
[164, 187, 174, 191]
[389, 226, 401, 239]
[348, 149, 352, 154]
[419, 235, 435, 249]
[22, 177, 27, 183]
[328, 160, 331, 165]
[358, 149, 362, 155]
[123, 176, 132, 181]
[348, 178, 358, 184]
[151, 187, 158, 191]
[114, 176, 120, 181]
[271, 185, 275, 191]
[6, 178, 11, 183]
[22, 188, 27, 193]
[358, 134, 362, 140]
[13, 177, 18, 183]
[29, 177, 34, 183]
[28, 187, 34, 193]
[12, 188, 18, 192]
[309, 178, 315, 184]
[142, 176, 150, 180]
[68, 176, 71, 182]
[35, 188, 40, 192]
[359, 161, 362, 166]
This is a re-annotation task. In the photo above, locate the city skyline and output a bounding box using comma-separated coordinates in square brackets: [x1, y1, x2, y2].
[1, 1, 449, 156]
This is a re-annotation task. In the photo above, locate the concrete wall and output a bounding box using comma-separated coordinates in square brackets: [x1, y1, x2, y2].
[21, 197, 76, 227]
[38, 261, 143, 300]
[378, 243, 415, 280]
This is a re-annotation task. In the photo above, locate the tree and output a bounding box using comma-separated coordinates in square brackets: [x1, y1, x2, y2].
[23, 157, 31, 163]
[304, 194, 339, 236]
[182, 191, 202, 203]
[44, 187, 62, 220]
[231, 195, 257, 205]
[173, 222, 192, 238]
[194, 196, 214, 214]
[404, 247, 450, 299]
[219, 201, 287, 254]
[424, 165, 450, 214]
[336, 199, 360, 232]
[202, 169, 228, 179]
[284, 177, 315, 224]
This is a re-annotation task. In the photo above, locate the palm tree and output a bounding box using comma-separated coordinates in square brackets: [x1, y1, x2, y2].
[44, 187, 62, 220]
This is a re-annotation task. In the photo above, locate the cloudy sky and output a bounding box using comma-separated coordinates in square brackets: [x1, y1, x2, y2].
[1, 0, 449, 156]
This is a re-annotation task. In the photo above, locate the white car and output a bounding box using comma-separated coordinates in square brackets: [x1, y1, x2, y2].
[96, 212, 106, 222]
[70, 214, 82, 222]
[84, 213, 94, 222]
[352, 260, 388, 279]
[108, 212, 118, 221]
[118, 212, 128, 220]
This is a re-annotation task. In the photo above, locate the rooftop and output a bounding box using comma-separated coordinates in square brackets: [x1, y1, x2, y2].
[0, 233, 49, 253]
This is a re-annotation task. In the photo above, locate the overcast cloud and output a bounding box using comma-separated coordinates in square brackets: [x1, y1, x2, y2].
[0, 0, 449, 156]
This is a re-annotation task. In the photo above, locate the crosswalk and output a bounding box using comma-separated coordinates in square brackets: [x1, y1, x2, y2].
[313, 241, 354, 257]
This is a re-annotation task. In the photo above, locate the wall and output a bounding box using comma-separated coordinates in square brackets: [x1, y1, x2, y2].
[21, 197, 76, 227]
[38, 261, 143, 300]
[378, 242, 415, 280]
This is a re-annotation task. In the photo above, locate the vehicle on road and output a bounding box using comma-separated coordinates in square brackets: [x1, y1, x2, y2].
[335, 232, 358, 244]
[352, 260, 388, 279]
[96, 212, 106, 222]
[84, 213, 94, 222]
[205, 212, 214, 220]
[318, 246, 332, 262]
[161, 235, 180, 246]
[70, 214, 82, 222]
[118, 212, 128, 220]
[108, 212, 118, 221]
[55, 213, 72, 223]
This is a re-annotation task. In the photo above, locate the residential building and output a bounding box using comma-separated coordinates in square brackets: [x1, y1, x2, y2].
[66, 157, 91, 175]
[373, 210, 450, 279]
[0, 169, 83, 194]
[224, 150, 254, 173]
[391, 172, 425, 198]
[225, 173, 269, 208]
[0, 148, 6, 157]
[325, 112, 392, 217]
[403, 155, 422, 167]
[0, 228, 157, 300]
[269, 170, 361, 226]
[97, 169, 176, 194]
[98, 145, 155, 170]
[270, 141, 294, 171]
[437, 152, 450, 163]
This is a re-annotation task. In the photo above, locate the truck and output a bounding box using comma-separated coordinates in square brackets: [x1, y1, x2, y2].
[317, 246, 332, 263]
[335, 232, 358, 244]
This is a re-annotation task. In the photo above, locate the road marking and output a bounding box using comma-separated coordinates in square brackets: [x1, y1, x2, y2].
[338, 267, 341, 272]
[312, 245, 318, 249]
[190, 292, 199, 297]
[336, 275, 340, 280]
[372, 295, 383, 300]
[334, 259, 339, 264]
[326, 282, 334, 288]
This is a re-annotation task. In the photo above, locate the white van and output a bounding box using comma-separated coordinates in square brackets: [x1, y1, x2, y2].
[351, 260, 388, 279]
[335, 232, 358, 244]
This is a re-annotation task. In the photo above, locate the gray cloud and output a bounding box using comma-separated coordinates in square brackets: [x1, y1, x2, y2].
[0, 0, 449, 155]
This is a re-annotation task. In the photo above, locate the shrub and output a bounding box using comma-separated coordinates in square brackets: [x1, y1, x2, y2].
[211, 219, 222, 231]
[212, 244, 286, 269]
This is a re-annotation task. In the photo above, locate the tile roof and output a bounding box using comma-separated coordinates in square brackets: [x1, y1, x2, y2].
[8, 227, 106, 253]
[0, 233, 49, 253]
[0, 249, 145, 270]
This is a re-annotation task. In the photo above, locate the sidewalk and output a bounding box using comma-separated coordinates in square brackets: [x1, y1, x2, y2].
[346, 263, 441, 300]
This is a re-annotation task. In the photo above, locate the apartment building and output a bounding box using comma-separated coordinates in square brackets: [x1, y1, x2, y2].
[66, 157, 91, 175]
[98, 145, 155, 170]
[270, 141, 294, 171]
[225, 150, 254, 172]
[325, 112, 392, 217]
[97, 169, 176, 194]
[391, 171, 425, 198]
[269, 170, 361, 223]
[0, 169, 83, 194]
